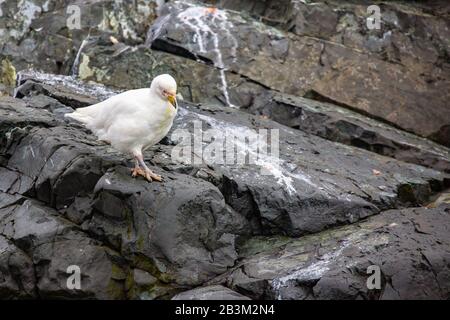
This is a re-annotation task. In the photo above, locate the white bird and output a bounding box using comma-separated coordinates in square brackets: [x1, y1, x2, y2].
[65, 74, 178, 182]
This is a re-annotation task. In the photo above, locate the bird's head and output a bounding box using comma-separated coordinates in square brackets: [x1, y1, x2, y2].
[151, 74, 178, 109]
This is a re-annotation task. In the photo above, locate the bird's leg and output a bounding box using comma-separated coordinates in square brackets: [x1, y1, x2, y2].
[132, 152, 162, 182]
[138, 155, 162, 182]
[131, 158, 146, 178]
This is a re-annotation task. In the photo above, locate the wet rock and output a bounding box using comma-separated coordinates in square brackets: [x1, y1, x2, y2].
[151, 1, 450, 146]
[88, 166, 248, 287]
[1, 73, 250, 293]
[176, 103, 448, 236]
[204, 0, 450, 68]
[172, 285, 251, 300]
[213, 205, 450, 300]
[2, 0, 449, 147]
[200, 0, 294, 27]
[1, 71, 449, 299]
[0, 0, 448, 301]
[9, 71, 450, 239]
[0, 0, 160, 75]
[0, 199, 128, 299]
[70, 42, 268, 108]
[0, 234, 36, 299]
[247, 92, 450, 173]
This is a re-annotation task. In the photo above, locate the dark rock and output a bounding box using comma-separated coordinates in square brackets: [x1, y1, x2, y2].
[247, 92, 450, 173]
[87, 166, 248, 287]
[0, 0, 449, 297]
[5, 71, 449, 242]
[71, 42, 268, 109]
[172, 285, 251, 300]
[0, 199, 127, 299]
[0, 0, 160, 75]
[212, 205, 450, 300]
[2, 0, 449, 147]
[200, 0, 294, 27]
[151, 1, 450, 146]
[0, 234, 36, 299]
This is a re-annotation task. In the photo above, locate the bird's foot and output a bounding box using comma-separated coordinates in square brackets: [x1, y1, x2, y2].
[131, 167, 149, 180]
[130, 167, 162, 182]
[144, 168, 162, 182]
[131, 168, 153, 182]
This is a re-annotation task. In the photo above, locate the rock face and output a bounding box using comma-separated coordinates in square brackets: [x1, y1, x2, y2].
[0, 0, 449, 300]
[150, 1, 450, 146]
[246, 92, 450, 173]
[226, 0, 450, 146]
[0, 0, 160, 75]
[210, 205, 450, 300]
[2, 0, 449, 146]
[0, 71, 449, 299]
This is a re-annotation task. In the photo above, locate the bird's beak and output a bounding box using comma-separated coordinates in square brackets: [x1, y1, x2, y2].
[167, 93, 178, 109]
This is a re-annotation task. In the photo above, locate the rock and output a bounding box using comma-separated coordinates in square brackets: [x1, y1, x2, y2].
[133, 269, 157, 287]
[427, 190, 450, 209]
[0, 58, 16, 95]
[172, 285, 251, 300]
[88, 166, 248, 287]
[0, 71, 447, 301]
[67, 41, 268, 109]
[0, 0, 449, 299]
[0, 199, 128, 299]
[15, 70, 119, 107]
[3, 0, 448, 145]
[1, 73, 251, 295]
[246, 92, 450, 173]
[0, 0, 449, 301]
[200, 0, 294, 27]
[0, 234, 36, 299]
[0, 0, 160, 75]
[174, 103, 448, 236]
[2, 1, 449, 146]
[151, 1, 450, 146]
[212, 205, 450, 300]
[6, 71, 449, 242]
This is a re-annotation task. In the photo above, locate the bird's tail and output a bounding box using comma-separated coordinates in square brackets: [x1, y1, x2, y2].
[65, 110, 92, 124]
[64, 103, 102, 125]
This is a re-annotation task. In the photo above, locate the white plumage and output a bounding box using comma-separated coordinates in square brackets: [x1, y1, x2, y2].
[65, 74, 178, 181]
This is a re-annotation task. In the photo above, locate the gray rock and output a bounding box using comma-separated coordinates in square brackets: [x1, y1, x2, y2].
[246, 92, 450, 173]
[133, 269, 157, 287]
[0, 0, 160, 74]
[2, 0, 449, 147]
[88, 166, 248, 287]
[151, 1, 450, 146]
[172, 285, 251, 300]
[0, 234, 36, 299]
[0, 199, 127, 299]
[0, 34, 448, 301]
[70, 42, 268, 109]
[6, 72, 449, 241]
[213, 205, 450, 300]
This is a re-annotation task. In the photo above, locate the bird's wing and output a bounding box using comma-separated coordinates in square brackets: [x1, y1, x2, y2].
[104, 117, 154, 153]
[66, 89, 151, 131]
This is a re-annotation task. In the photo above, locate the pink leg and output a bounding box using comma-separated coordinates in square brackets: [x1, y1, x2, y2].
[131, 151, 162, 182]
